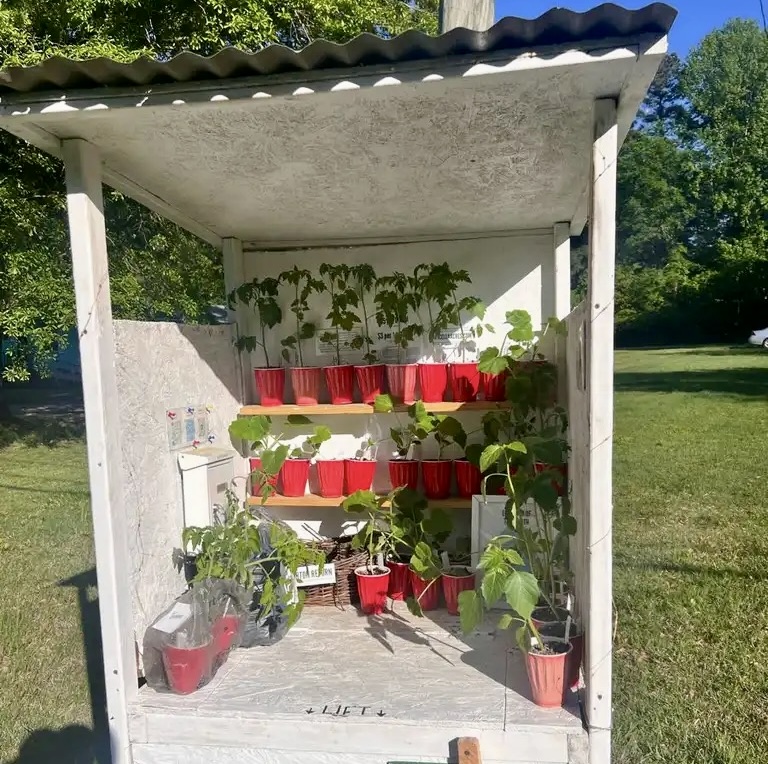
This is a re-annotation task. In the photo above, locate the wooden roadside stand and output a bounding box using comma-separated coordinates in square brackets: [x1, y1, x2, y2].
[0, 2, 676, 764]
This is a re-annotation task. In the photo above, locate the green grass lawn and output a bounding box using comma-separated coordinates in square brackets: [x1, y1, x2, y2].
[0, 347, 767, 762]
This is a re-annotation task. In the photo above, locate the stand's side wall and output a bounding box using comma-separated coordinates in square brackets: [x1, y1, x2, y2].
[114, 320, 244, 644]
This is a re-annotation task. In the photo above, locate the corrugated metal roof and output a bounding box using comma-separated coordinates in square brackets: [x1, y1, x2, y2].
[0, 3, 676, 94]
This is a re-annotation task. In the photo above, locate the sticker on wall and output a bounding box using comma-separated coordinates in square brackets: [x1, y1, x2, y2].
[430, 325, 477, 362]
[166, 404, 212, 451]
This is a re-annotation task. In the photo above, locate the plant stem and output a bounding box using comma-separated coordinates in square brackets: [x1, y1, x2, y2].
[453, 295, 467, 363]
[260, 316, 270, 368]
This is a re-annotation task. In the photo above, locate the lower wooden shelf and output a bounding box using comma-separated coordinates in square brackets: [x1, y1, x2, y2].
[247, 494, 471, 509]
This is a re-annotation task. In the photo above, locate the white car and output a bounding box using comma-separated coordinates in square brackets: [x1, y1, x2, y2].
[748, 328, 768, 348]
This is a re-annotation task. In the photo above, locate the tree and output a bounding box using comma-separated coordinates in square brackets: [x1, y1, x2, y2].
[0, 1, 439, 409]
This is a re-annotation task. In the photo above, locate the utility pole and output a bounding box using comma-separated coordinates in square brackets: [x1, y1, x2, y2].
[439, 0, 495, 32]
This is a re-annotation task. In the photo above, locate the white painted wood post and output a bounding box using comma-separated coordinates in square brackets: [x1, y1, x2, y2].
[553, 222, 571, 320]
[62, 139, 135, 764]
[586, 98, 618, 764]
[440, 0, 495, 32]
[222, 237, 251, 404]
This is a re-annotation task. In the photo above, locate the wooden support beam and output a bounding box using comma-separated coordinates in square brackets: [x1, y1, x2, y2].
[222, 237, 251, 405]
[440, 0, 495, 32]
[553, 222, 571, 320]
[586, 98, 618, 764]
[62, 138, 135, 764]
[457, 737, 482, 764]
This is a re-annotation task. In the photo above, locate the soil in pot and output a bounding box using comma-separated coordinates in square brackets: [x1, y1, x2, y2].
[531, 605, 571, 630]
[386, 364, 417, 403]
[355, 566, 390, 615]
[280, 458, 310, 497]
[417, 362, 448, 403]
[290, 367, 322, 406]
[525, 640, 572, 708]
[345, 459, 376, 493]
[324, 364, 355, 405]
[421, 459, 453, 500]
[316, 460, 345, 498]
[455, 458, 482, 498]
[410, 571, 441, 611]
[253, 367, 285, 406]
[448, 362, 481, 402]
[355, 364, 385, 404]
[389, 459, 419, 491]
[481, 369, 509, 402]
[162, 641, 212, 695]
[442, 567, 475, 615]
[386, 559, 411, 601]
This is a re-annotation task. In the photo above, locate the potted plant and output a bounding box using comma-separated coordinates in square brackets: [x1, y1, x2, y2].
[344, 435, 380, 494]
[279, 266, 323, 405]
[374, 394, 420, 490]
[349, 264, 385, 403]
[412, 263, 453, 402]
[228, 415, 294, 501]
[319, 263, 359, 404]
[280, 424, 333, 497]
[441, 564, 475, 616]
[375, 271, 423, 403]
[342, 489, 399, 614]
[161, 626, 213, 695]
[455, 441, 483, 499]
[229, 276, 284, 405]
[432, 266, 486, 402]
[411, 402, 467, 499]
[183, 490, 325, 652]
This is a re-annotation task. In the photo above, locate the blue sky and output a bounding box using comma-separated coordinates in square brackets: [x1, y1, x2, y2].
[495, 1, 764, 54]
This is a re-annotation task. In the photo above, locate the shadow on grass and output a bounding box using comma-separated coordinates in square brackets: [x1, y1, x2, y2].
[0, 416, 85, 450]
[5, 570, 115, 763]
[614, 367, 768, 397]
[681, 346, 767, 357]
[615, 553, 768, 581]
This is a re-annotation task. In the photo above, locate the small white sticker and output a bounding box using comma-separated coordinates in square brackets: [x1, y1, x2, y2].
[152, 602, 192, 634]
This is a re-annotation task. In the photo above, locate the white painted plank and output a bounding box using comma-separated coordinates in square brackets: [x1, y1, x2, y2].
[62, 138, 136, 764]
[553, 223, 571, 320]
[585, 98, 618, 764]
[222, 237, 250, 403]
[440, 0, 495, 32]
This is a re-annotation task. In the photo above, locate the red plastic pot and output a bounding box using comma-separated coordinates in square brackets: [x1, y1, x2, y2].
[418, 362, 448, 403]
[448, 362, 481, 402]
[386, 364, 417, 403]
[212, 614, 241, 654]
[442, 570, 476, 615]
[525, 643, 572, 708]
[280, 458, 310, 497]
[421, 460, 452, 500]
[316, 460, 345, 498]
[248, 457, 278, 493]
[324, 365, 355, 405]
[355, 567, 390, 615]
[290, 367, 322, 406]
[455, 458, 482, 498]
[162, 642, 212, 695]
[388, 459, 419, 491]
[567, 633, 584, 690]
[355, 364, 385, 404]
[481, 369, 509, 402]
[345, 459, 376, 493]
[534, 463, 568, 497]
[253, 367, 285, 406]
[386, 560, 411, 601]
[410, 571, 441, 611]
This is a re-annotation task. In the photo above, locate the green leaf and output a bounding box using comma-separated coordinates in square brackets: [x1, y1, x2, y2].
[422, 508, 453, 540]
[286, 414, 312, 425]
[516, 625, 529, 653]
[458, 589, 484, 633]
[480, 567, 507, 606]
[406, 596, 424, 618]
[503, 572, 540, 621]
[479, 444, 504, 473]
[374, 393, 395, 413]
[497, 613, 516, 630]
[260, 444, 289, 475]
[554, 515, 577, 535]
[465, 443, 484, 467]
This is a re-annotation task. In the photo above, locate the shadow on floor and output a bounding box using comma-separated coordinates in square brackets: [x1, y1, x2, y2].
[614, 367, 768, 397]
[615, 553, 768, 581]
[2, 569, 117, 764]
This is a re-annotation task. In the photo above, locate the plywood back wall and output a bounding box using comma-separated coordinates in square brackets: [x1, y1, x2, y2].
[242, 233, 555, 371]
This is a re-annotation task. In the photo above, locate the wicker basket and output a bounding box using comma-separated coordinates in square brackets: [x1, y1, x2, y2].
[303, 536, 367, 608]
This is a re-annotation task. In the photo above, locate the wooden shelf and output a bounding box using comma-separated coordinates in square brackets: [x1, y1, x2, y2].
[240, 401, 511, 416]
[247, 494, 471, 509]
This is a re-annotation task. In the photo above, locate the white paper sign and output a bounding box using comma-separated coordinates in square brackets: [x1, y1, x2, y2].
[152, 602, 192, 634]
[290, 562, 337, 588]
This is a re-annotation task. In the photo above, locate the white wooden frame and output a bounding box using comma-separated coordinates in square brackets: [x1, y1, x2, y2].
[63, 139, 136, 764]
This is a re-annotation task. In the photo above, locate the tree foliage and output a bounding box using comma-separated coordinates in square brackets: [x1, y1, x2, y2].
[0, 1, 439, 390]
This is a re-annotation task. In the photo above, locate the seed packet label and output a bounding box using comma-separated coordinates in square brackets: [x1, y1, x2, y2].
[290, 562, 336, 588]
[166, 404, 211, 450]
[153, 602, 192, 634]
